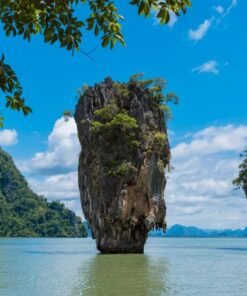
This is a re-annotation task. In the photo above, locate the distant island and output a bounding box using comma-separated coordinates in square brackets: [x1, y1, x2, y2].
[0, 147, 87, 238]
[149, 224, 247, 238]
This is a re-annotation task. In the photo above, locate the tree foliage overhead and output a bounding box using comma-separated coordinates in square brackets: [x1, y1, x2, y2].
[233, 150, 247, 198]
[0, 147, 88, 237]
[0, 0, 191, 126]
[0, 54, 32, 127]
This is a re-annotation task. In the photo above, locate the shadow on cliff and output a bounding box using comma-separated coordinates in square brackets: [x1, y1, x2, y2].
[72, 254, 170, 296]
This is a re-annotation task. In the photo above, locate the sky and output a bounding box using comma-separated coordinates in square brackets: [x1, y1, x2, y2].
[1, 0, 247, 229]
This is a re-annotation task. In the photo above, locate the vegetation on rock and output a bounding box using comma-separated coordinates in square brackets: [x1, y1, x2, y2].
[87, 74, 176, 178]
[0, 0, 191, 126]
[233, 150, 247, 198]
[0, 147, 87, 237]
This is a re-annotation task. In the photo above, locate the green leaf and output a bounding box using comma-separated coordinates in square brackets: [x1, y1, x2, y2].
[44, 27, 53, 42]
[102, 36, 110, 47]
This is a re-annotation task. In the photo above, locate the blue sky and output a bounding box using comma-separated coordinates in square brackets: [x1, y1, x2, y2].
[1, 0, 247, 228]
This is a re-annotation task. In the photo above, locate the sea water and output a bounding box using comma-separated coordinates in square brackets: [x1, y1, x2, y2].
[0, 237, 246, 296]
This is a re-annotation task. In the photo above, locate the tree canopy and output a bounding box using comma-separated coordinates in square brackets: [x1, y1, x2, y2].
[233, 150, 247, 199]
[0, 0, 191, 127]
[0, 147, 88, 237]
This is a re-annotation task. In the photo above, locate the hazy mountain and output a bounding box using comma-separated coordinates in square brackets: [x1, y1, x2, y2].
[149, 224, 247, 238]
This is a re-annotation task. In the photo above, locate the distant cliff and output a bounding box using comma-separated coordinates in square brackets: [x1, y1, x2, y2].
[75, 75, 174, 253]
[0, 147, 87, 237]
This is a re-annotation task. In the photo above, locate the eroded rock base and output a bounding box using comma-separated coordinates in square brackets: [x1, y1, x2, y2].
[96, 228, 147, 254]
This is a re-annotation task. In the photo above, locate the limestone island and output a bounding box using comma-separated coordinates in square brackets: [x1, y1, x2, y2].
[75, 75, 177, 253]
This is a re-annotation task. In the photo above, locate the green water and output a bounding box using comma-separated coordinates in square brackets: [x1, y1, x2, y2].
[0, 237, 247, 296]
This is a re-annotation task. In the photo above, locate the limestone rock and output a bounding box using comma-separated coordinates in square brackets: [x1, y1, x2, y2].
[75, 76, 170, 253]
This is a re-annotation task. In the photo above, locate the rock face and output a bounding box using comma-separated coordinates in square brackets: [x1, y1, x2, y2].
[75, 77, 170, 253]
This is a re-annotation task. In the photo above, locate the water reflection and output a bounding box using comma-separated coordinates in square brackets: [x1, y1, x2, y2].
[73, 254, 170, 296]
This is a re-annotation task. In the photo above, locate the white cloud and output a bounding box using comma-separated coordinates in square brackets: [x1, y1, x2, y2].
[225, 0, 238, 16]
[188, 18, 213, 41]
[172, 125, 247, 159]
[188, 1, 238, 44]
[17, 119, 247, 228]
[0, 129, 18, 146]
[17, 118, 84, 218]
[19, 117, 80, 175]
[213, 1, 238, 18]
[166, 124, 247, 229]
[29, 171, 79, 200]
[28, 171, 84, 218]
[192, 60, 219, 74]
[214, 5, 225, 15]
